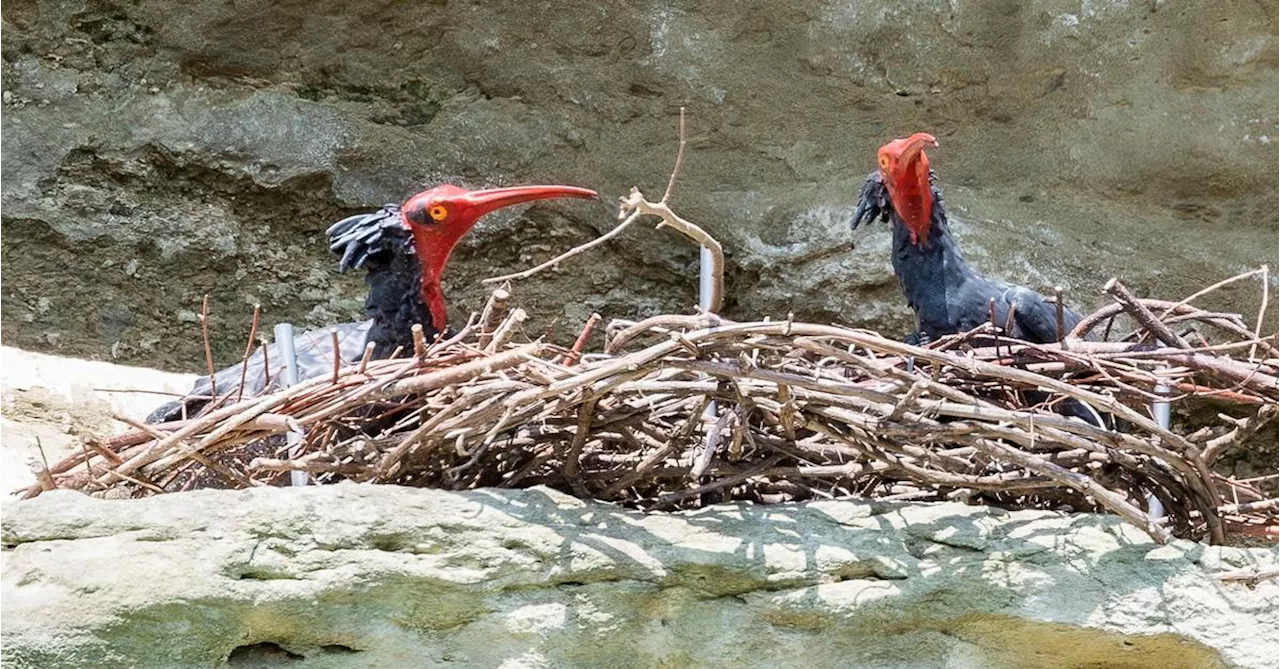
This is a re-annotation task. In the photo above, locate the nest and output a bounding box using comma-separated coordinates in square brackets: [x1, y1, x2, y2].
[21, 281, 1279, 545]
[16, 114, 1278, 546]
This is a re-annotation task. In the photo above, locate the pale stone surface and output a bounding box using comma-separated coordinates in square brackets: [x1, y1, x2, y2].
[0, 346, 196, 492]
[3, 485, 1276, 668]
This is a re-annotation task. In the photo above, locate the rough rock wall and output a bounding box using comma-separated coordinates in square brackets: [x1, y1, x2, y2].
[3, 0, 1276, 371]
[3, 486, 1277, 668]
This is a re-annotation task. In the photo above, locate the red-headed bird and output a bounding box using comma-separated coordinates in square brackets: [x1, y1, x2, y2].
[851, 133, 1082, 345]
[147, 184, 598, 423]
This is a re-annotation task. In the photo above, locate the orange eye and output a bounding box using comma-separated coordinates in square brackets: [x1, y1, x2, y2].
[878, 155, 891, 170]
[428, 204, 449, 221]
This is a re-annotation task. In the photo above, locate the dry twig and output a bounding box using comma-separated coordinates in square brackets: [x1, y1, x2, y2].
[20, 278, 1276, 546]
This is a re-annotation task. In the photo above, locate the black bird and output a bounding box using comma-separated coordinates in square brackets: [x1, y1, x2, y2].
[850, 133, 1081, 345]
[851, 133, 1106, 427]
[147, 184, 598, 424]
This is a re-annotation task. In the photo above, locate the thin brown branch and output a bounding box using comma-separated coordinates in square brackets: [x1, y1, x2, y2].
[1104, 278, 1190, 349]
[236, 304, 262, 403]
[1251, 264, 1269, 361]
[662, 106, 687, 203]
[411, 324, 427, 358]
[478, 288, 512, 347]
[331, 328, 341, 384]
[560, 313, 602, 365]
[482, 211, 645, 285]
[200, 294, 218, 398]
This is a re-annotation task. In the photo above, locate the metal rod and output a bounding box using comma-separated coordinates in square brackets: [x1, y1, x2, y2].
[1153, 382, 1171, 431]
[273, 323, 308, 487]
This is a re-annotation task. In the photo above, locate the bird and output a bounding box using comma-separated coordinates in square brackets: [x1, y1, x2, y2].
[850, 132, 1082, 345]
[850, 133, 1107, 428]
[146, 183, 599, 424]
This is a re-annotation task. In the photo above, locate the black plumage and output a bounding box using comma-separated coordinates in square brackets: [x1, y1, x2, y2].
[146, 182, 599, 425]
[851, 171, 1081, 345]
[328, 205, 433, 359]
[146, 207, 425, 424]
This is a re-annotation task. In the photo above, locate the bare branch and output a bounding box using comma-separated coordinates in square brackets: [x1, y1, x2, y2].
[662, 106, 687, 203]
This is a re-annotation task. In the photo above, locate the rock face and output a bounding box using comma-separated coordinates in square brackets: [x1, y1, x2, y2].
[2, 1, 1276, 371]
[2, 485, 1276, 669]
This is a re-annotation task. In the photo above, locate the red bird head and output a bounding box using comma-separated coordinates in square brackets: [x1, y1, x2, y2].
[876, 132, 938, 246]
[399, 184, 599, 332]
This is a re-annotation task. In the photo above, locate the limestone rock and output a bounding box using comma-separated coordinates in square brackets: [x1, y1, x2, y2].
[0, 346, 196, 492]
[2, 486, 1276, 668]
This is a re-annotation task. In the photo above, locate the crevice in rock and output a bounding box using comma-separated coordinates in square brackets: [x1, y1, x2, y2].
[226, 642, 303, 666]
[366, 532, 413, 553]
[226, 565, 299, 581]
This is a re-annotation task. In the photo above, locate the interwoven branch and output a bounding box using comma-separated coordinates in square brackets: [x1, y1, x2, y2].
[20, 280, 1278, 546]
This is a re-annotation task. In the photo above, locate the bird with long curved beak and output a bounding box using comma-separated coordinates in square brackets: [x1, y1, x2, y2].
[851, 133, 1105, 427]
[851, 132, 1083, 345]
[147, 183, 599, 424]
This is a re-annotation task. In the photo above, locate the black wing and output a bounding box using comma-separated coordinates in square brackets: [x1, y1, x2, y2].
[1003, 285, 1084, 345]
[326, 205, 412, 273]
[147, 206, 412, 424]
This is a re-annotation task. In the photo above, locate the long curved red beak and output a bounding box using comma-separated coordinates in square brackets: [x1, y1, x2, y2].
[411, 184, 599, 333]
[880, 133, 938, 246]
[460, 185, 599, 219]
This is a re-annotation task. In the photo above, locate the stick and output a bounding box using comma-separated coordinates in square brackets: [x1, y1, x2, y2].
[261, 336, 272, 388]
[33, 437, 56, 491]
[483, 210, 645, 285]
[358, 341, 376, 375]
[563, 398, 597, 493]
[1156, 266, 1270, 320]
[478, 288, 512, 347]
[1250, 265, 1269, 361]
[1054, 287, 1065, 343]
[662, 107, 687, 203]
[617, 188, 725, 314]
[1203, 404, 1279, 463]
[1216, 567, 1279, 582]
[331, 329, 341, 384]
[411, 324, 427, 358]
[200, 294, 218, 398]
[1104, 278, 1191, 348]
[562, 313, 602, 365]
[659, 455, 784, 506]
[485, 309, 526, 354]
[236, 304, 262, 402]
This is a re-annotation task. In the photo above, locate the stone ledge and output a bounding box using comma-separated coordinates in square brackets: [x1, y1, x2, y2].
[3, 485, 1276, 668]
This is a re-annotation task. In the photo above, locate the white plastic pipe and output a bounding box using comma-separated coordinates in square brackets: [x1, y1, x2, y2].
[699, 246, 715, 313]
[700, 245, 719, 470]
[273, 323, 309, 487]
[1147, 382, 1170, 520]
